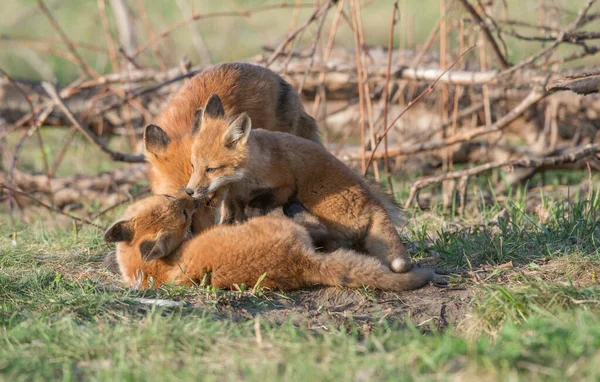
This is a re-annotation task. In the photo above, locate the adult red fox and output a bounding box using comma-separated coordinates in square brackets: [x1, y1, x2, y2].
[104, 193, 440, 291]
[182, 94, 414, 273]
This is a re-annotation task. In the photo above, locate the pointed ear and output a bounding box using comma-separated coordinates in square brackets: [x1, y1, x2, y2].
[104, 220, 135, 243]
[191, 108, 203, 136]
[223, 112, 251, 149]
[139, 232, 178, 262]
[203, 94, 225, 120]
[144, 124, 171, 155]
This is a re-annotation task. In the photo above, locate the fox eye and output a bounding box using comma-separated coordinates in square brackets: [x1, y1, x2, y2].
[205, 167, 217, 174]
[183, 210, 189, 220]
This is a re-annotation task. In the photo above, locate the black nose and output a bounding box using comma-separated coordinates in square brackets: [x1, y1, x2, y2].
[183, 188, 194, 196]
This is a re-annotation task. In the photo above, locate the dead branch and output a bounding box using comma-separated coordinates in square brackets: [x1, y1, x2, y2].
[404, 144, 600, 208]
[547, 75, 600, 95]
[385, 89, 547, 157]
[457, 0, 510, 69]
[266, 2, 329, 67]
[364, 45, 476, 173]
[41, 82, 145, 163]
[0, 185, 104, 229]
[131, 2, 319, 61]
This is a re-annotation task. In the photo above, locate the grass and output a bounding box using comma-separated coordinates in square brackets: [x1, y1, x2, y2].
[3, 167, 600, 379]
[2, 1, 600, 376]
[4, 123, 600, 379]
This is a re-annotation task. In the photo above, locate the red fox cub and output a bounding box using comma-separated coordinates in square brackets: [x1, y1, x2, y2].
[104, 193, 439, 291]
[182, 94, 413, 273]
[144, 62, 320, 198]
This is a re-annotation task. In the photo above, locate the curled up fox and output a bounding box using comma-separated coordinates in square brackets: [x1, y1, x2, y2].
[105, 192, 441, 291]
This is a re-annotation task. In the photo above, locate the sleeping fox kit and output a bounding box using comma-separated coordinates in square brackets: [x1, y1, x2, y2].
[104, 193, 439, 291]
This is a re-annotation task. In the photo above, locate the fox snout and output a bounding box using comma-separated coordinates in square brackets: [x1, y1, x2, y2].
[184, 186, 209, 200]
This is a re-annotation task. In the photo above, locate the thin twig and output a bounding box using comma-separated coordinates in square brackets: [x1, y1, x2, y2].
[364, 45, 476, 175]
[41, 82, 145, 163]
[458, 0, 509, 69]
[311, 0, 345, 121]
[131, 2, 318, 62]
[266, 2, 328, 67]
[0, 185, 104, 229]
[349, 0, 367, 174]
[379, 88, 546, 158]
[97, 0, 120, 71]
[1, 67, 50, 232]
[355, 0, 380, 181]
[381, 0, 400, 193]
[499, 0, 597, 76]
[297, 1, 332, 93]
[134, 0, 167, 70]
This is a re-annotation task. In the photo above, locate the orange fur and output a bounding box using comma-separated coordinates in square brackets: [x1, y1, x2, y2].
[182, 98, 413, 273]
[105, 194, 437, 291]
[145, 62, 320, 197]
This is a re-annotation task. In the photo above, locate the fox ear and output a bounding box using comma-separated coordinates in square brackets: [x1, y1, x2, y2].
[144, 124, 171, 155]
[104, 219, 135, 243]
[139, 232, 178, 262]
[224, 112, 251, 149]
[203, 94, 225, 121]
[191, 108, 203, 136]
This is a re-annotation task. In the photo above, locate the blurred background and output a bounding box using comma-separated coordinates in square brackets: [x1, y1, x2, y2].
[1, 0, 594, 82]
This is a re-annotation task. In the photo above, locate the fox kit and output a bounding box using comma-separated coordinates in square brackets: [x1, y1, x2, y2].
[182, 94, 413, 273]
[104, 193, 438, 291]
[144, 62, 320, 197]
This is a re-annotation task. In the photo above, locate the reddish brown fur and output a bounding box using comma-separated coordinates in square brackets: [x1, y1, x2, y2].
[186, 108, 415, 273]
[106, 194, 437, 291]
[145, 62, 320, 197]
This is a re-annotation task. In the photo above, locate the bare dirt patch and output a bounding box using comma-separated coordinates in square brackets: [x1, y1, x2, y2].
[91, 251, 473, 332]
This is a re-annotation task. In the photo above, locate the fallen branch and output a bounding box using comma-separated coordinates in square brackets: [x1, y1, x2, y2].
[547, 74, 600, 95]
[404, 144, 600, 208]
[387, 88, 547, 157]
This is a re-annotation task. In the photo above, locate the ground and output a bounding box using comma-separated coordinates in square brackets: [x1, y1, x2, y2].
[3, 130, 600, 380]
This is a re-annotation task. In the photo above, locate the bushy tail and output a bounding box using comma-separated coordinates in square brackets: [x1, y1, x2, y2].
[312, 249, 434, 291]
[297, 111, 322, 145]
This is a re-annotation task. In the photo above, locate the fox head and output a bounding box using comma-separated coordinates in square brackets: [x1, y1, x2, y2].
[104, 193, 200, 262]
[143, 124, 194, 195]
[185, 94, 252, 199]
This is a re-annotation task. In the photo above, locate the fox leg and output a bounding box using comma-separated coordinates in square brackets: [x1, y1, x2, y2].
[282, 200, 330, 248]
[362, 210, 413, 273]
[217, 187, 243, 225]
[219, 197, 248, 225]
